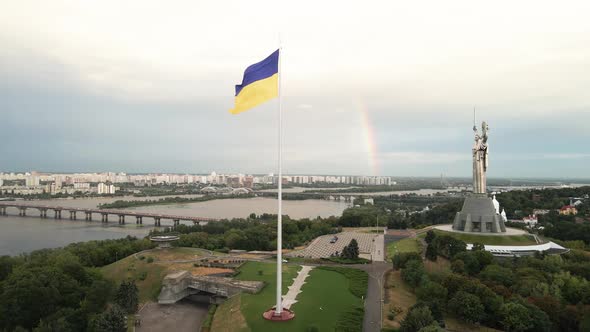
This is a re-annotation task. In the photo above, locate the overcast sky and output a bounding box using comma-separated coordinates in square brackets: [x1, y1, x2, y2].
[1, 1, 589, 178]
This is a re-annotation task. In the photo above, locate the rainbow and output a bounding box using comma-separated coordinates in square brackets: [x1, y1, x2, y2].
[356, 98, 379, 175]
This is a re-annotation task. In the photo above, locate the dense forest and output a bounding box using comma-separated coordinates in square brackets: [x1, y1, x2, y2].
[0, 237, 153, 331]
[495, 186, 590, 218]
[393, 230, 590, 331]
[151, 215, 338, 251]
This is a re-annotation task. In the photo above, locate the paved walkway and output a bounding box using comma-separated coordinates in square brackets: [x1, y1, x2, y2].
[355, 262, 391, 332]
[136, 300, 208, 332]
[282, 265, 314, 309]
[371, 234, 385, 262]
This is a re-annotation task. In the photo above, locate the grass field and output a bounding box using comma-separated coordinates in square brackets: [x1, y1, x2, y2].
[428, 229, 538, 246]
[386, 238, 422, 261]
[211, 262, 366, 331]
[382, 270, 417, 330]
[100, 247, 226, 303]
[101, 254, 167, 302]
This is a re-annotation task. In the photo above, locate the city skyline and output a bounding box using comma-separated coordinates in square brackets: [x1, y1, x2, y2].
[1, 1, 589, 177]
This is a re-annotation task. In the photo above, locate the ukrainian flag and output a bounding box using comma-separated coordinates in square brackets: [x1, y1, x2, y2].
[230, 49, 279, 114]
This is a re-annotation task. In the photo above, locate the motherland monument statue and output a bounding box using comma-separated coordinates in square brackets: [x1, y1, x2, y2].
[452, 114, 506, 233]
[473, 121, 489, 194]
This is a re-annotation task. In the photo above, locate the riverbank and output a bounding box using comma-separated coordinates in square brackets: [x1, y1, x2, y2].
[0, 197, 349, 255]
[98, 194, 255, 209]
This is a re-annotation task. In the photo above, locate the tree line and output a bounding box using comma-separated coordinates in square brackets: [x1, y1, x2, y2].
[391, 230, 590, 332]
[0, 237, 151, 331]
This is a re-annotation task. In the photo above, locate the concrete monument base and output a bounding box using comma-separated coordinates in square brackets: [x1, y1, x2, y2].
[452, 194, 506, 233]
[435, 224, 526, 236]
[262, 308, 295, 321]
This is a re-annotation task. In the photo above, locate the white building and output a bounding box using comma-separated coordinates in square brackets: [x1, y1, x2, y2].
[25, 176, 39, 187]
[73, 182, 90, 191]
[97, 183, 116, 194]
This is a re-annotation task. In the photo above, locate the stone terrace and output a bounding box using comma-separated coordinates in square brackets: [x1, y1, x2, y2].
[288, 232, 380, 260]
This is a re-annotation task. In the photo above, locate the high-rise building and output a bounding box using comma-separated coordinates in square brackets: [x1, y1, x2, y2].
[25, 176, 39, 187]
[97, 182, 108, 194]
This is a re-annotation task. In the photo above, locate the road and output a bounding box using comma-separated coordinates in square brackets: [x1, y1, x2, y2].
[355, 262, 391, 332]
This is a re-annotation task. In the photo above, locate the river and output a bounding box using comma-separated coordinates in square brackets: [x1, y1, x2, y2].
[0, 195, 350, 256]
[260, 187, 452, 196]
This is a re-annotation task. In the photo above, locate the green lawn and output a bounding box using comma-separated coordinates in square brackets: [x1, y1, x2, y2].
[386, 238, 422, 261]
[214, 261, 366, 331]
[101, 255, 167, 303]
[430, 229, 538, 246]
[233, 261, 300, 331]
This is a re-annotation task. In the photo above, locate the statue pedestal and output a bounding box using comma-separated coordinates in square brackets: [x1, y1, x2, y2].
[453, 194, 506, 233]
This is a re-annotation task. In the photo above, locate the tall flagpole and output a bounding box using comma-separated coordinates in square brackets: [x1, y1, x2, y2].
[275, 38, 283, 316]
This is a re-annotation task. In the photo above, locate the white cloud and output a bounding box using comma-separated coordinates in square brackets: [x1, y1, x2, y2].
[1, 0, 590, 177]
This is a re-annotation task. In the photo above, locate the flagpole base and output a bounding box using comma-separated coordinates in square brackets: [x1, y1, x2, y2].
[262, 308, 295, 321]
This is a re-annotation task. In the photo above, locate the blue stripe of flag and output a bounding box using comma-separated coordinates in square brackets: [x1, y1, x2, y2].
[235, 49, 279, 96]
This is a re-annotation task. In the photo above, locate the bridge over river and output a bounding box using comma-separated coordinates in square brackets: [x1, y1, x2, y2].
[0, 202, 218, 226]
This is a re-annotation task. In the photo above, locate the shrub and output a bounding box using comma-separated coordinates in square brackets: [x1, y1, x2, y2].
[138, 271, 148, 281]
[139, 255, 145, 260]
[393, 252, 422, 269]
[146, 257, 154, 263]
[202, 304, 217, 330]
[306, 325, 319, 332]
[334, 306, 364, 332]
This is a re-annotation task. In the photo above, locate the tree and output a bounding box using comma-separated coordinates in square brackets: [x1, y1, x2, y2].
[453, 252, 481, 275]
[114, 281, 138, 314]
[400, 306, 435, 332]
[0, 256, 20, 281]
[0, 266, 81, 330]
[34, 316, 73, 332]
[473, 250, 495, 268]
[90, 305, 126, 332]
[82, 279, 115, 314]
[425, 243, 438, 261]
[472, 242, 485, 251]
[451, 259, 466, 275]
[393, 252, 422, 270]
[523, 302, 551, 332]
[499, 302, 534, 332]
[341, 239, 360, 259]
[479, 264, 514, 287]
[425, 230, 436, 244]
[402, 259, 426, 288]
[416, 281, 447, 306]
[448, 291, 484, 324]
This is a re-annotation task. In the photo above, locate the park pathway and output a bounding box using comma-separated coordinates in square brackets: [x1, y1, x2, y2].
[282, 265, 315, 309]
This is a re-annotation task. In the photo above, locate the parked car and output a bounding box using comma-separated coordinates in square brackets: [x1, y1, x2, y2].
[330, 236, 338, 243]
